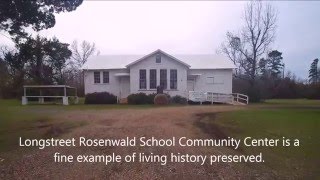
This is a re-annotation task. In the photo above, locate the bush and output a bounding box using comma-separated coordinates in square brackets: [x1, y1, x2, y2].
[247, 87, 261, 103]
[84, 92, 117, 104]
[306, 83, 320, 99]
[154, 94, 169, 105]
[170, 95, 188, 104]
[127, 93, 150, 104]
[128, 93, 171, 104]
[147, 93, 157, 104]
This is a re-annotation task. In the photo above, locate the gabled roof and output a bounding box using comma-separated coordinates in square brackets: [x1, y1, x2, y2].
[173, 54, 235, 69]
[126, 49, 190, 68]
[81, 50, 236, 70]
[82, 55, 142, 69]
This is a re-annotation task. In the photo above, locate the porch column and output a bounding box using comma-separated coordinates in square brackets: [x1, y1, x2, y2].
[39, 89, 44, 104]
[22, 96, 28, 105]
[63, 86, 68, 105]
[62, 96, 69, 105]
[22, 87, 28, 105]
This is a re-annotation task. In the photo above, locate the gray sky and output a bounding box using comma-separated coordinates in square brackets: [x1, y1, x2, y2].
[1, 1, 319, 79]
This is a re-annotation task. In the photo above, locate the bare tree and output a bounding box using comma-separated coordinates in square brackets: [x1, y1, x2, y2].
[221, 1, 277, 85]
[71, 40, 97, 68]
[66, 40, 98, 96]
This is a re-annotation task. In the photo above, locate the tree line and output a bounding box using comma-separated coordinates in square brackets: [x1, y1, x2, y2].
[0, 0, 98, 98]
[0, 37, 97, 97]
[221, 1, 320, 101]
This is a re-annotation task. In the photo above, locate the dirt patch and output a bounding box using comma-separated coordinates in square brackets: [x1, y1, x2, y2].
[35, 118, 53, 129]
[33, 117, 84, 138]
[44, 125, 65, 137]
[97, 119, 115, 126]
[174, 122, 186, 127]
[0, 106, 271, 179]
[193, 112, 245, 153]
[194, 113, 228, 139]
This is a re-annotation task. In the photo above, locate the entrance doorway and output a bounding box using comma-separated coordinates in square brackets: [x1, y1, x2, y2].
[119, 77, 130, 99]
[187, 79, 195, 91]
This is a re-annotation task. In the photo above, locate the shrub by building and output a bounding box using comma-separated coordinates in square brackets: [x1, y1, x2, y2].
[127, 93, 150, 104]
[170, 95, 188, 104]
[84, 92, 117, 104]
[154, 94, 169, 105]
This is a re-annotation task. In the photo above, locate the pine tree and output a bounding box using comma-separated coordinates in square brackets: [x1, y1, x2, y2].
[258, 50, 284, 79]
[309, 58, 319, 83]
[258, 58, 268, 78]
[267, 50, 284, 78]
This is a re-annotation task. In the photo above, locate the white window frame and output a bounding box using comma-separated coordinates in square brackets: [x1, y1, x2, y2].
[170, 69, 177, 90]
[103, 71, 109, 84]
[149, 69, 157, 89]
[139, 69, 147, 89]
[94, 71, 100, 84]
[160, 69, 167, 89]
[156, 54, 161, 63]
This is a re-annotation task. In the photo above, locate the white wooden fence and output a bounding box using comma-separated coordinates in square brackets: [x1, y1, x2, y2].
[188, 91, 249, 105]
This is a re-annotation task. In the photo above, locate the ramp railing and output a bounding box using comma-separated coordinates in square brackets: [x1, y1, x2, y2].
[188, 91, 248, 105]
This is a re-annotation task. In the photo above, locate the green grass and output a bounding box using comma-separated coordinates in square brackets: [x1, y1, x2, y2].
[0, 99, 83, 153]
[209, 100, 320, 179]
[264, 98, 320, 106]
[7, 98, 185, 109]
[1, 98, 319, 178]
[0, 99, 172, 152]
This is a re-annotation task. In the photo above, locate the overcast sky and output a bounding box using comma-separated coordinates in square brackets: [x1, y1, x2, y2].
[1, 1, 319, 79]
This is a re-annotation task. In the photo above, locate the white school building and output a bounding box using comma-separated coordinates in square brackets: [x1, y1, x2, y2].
[82, 49, 248, 104]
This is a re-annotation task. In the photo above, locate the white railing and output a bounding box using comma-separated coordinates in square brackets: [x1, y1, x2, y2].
[206, 92, 233, 103]
[188, 91, 207, 102]
[232, 93, 249, 105]
[188, 91, 248, 105]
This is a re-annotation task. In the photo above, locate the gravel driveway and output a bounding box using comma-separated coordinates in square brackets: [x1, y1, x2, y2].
[0, 105, 272, 179]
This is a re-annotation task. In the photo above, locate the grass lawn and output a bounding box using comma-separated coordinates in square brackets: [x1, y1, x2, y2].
[0, 98, 319, 178]
[204, 99, 320, 179]
[0, 99, 160, 153]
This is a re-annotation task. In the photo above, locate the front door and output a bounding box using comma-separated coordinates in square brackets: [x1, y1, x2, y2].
[187, 79, 195, 91]
[119, 77, 130, 99]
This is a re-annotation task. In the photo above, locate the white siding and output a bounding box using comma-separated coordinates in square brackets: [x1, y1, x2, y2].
[83, 53, 234, 100]
[188, 69, 233, 94]
[84, 69, 129, 98]
[129, 53, 189, 97]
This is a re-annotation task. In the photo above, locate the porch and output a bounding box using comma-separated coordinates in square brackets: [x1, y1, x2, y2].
[22, 85, 78, 105]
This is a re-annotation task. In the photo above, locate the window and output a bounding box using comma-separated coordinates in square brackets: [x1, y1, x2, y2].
[156, 54, 161, 63]
[213, 75, 224, 84]
[149, 69, 157, 89]
[139, 69, 146, 89]
[206, 77, 214, 84]
[170, 69, 177, 89]
[103, 71, 109, 83]
[94, 71, 100, 84]
[160, 69, 167, 89]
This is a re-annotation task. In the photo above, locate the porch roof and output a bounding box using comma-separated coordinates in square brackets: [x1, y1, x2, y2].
[188, 73, 202, 76]
[114, 73, 130, 77]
